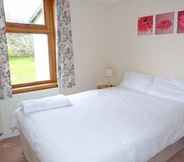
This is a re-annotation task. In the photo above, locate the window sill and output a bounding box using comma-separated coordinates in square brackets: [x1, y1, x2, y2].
[12, 82, 58, 94]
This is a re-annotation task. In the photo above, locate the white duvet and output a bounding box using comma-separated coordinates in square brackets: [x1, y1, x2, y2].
[15, 87, 184, 162]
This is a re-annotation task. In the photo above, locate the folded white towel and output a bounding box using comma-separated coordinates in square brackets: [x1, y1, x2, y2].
[20, 95, 72, 115]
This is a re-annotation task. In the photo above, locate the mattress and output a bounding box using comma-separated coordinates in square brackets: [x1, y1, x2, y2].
[15, 87, 184, 162]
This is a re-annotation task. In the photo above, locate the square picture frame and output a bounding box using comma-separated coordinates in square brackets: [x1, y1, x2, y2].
[155, 12, 174, 35]
[138, 16, 153, 35]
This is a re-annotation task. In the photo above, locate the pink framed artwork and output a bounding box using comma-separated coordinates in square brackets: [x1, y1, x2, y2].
[138, 16, 153, 35]
[177, 11, 184, 33]
[155, 12, 174, 35]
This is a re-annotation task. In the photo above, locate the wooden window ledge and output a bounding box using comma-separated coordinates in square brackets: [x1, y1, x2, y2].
[12, 82, 58, 94]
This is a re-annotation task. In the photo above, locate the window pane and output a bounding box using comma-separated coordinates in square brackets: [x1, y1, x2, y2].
[7, 33, 50, 85]
[4, 0, 45, 25]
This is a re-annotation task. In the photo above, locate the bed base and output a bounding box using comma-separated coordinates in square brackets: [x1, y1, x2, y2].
[20, 131, 184, 162]
[149, 138, 184, 162]
[20, 132, 40, 162]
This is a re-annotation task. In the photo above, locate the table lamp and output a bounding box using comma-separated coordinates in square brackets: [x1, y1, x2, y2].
[105, 67, 113, 85]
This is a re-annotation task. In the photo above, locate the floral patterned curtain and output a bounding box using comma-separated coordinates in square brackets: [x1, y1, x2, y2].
[0, 0, 12, 99]
[56, 0, 75, 89]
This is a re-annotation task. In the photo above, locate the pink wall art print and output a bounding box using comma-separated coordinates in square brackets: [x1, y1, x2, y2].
[155, 12, 174, 35]
[177, 11, 184, 33]
[138, 16, 153, 35]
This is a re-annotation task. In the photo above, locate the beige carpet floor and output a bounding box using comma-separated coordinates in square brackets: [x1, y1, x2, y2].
[0, 136, 184, 162]
[0, 136, 27, 162]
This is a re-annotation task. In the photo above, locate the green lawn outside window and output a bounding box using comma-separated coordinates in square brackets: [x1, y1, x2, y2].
[9, 56, 36, 85]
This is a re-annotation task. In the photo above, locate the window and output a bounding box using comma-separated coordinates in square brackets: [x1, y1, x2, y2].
[4, 0, 57, 94]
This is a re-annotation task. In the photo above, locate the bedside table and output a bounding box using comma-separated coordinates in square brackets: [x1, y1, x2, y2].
[97, 84, 114, 89]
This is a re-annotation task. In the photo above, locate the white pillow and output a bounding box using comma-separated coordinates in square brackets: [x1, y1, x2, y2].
[149, 77, 184, 102]
[120, 72, 154, 92]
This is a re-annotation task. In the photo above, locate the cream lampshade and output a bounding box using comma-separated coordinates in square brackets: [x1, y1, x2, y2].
[104, 67, 113, 85]
[105, 68, 113, 77]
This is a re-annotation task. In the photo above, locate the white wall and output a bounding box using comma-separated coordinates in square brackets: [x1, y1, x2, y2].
[0, 0, 108, 135]
[106, 0, 184, 84]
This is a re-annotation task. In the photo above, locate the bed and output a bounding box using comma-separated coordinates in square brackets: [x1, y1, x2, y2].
[15, 72, 184, 162]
